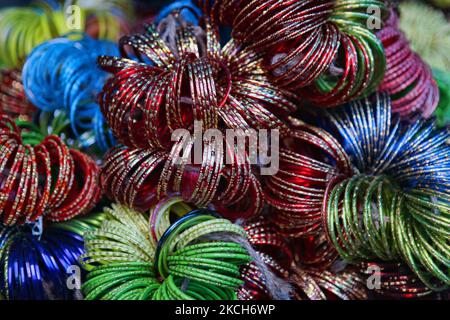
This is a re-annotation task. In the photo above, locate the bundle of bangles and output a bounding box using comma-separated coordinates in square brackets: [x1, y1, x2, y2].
[0, 0, 449, 301]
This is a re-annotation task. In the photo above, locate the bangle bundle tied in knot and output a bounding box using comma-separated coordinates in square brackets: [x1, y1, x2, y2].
[81, 203, 252, 300]
[0, 3, 129, 68]
[290, 231, 367, 300]
[200, 0, 388, 106]
[0, 115, 101, 226]
[98, 16, 296, 150]
[22, 35, 118, 152]
[0, 69, 36, 121]
[96, 13, 297, 219]
[0, 213, 106, 300]
[264, 92, 449, 292]
[323, 93, 449, 291]
[377, 10, 439, 118]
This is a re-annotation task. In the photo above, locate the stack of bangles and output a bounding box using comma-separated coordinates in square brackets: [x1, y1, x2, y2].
[0, 213, 106, 299]
[96, 16, 298, 218]
[201, 0, 389, 106]
[290, 264, 368, 300]
[0, 115, 101, 225]
[266, 92, 449, 293]
[80, 203, 252, 300]
[359, 261, 441, 299]
[22, 35, 119, 152]
[100, 141, 264, 220]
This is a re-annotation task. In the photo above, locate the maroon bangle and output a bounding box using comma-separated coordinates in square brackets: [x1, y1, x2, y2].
[377, 10, 438, 118]
[100, 140, 264, 220]
[0, 115, 101, 225]
[264, 125, 352, 237]
[204, 0, 387, 106]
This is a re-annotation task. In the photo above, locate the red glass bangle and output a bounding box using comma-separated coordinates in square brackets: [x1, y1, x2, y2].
[98, 20, 296, 151]
[203, 0, 388, 107]
[85, 13, 130, 41]
[0, 115, 101, 225]
[263, 125, 352, 237]
[100, 138, 263, 220]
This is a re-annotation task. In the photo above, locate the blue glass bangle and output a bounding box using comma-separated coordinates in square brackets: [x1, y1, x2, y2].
[0, 224, 86, 300]
[325, 93, 450, 194]
[22, 34, 118, 152]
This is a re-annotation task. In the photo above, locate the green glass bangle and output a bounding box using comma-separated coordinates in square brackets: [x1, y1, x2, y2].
[81, 204, 252, 300]
[325, 174, 449, 290]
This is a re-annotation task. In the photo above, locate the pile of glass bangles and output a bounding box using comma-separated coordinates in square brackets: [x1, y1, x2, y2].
[0, 0, 448, 300]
